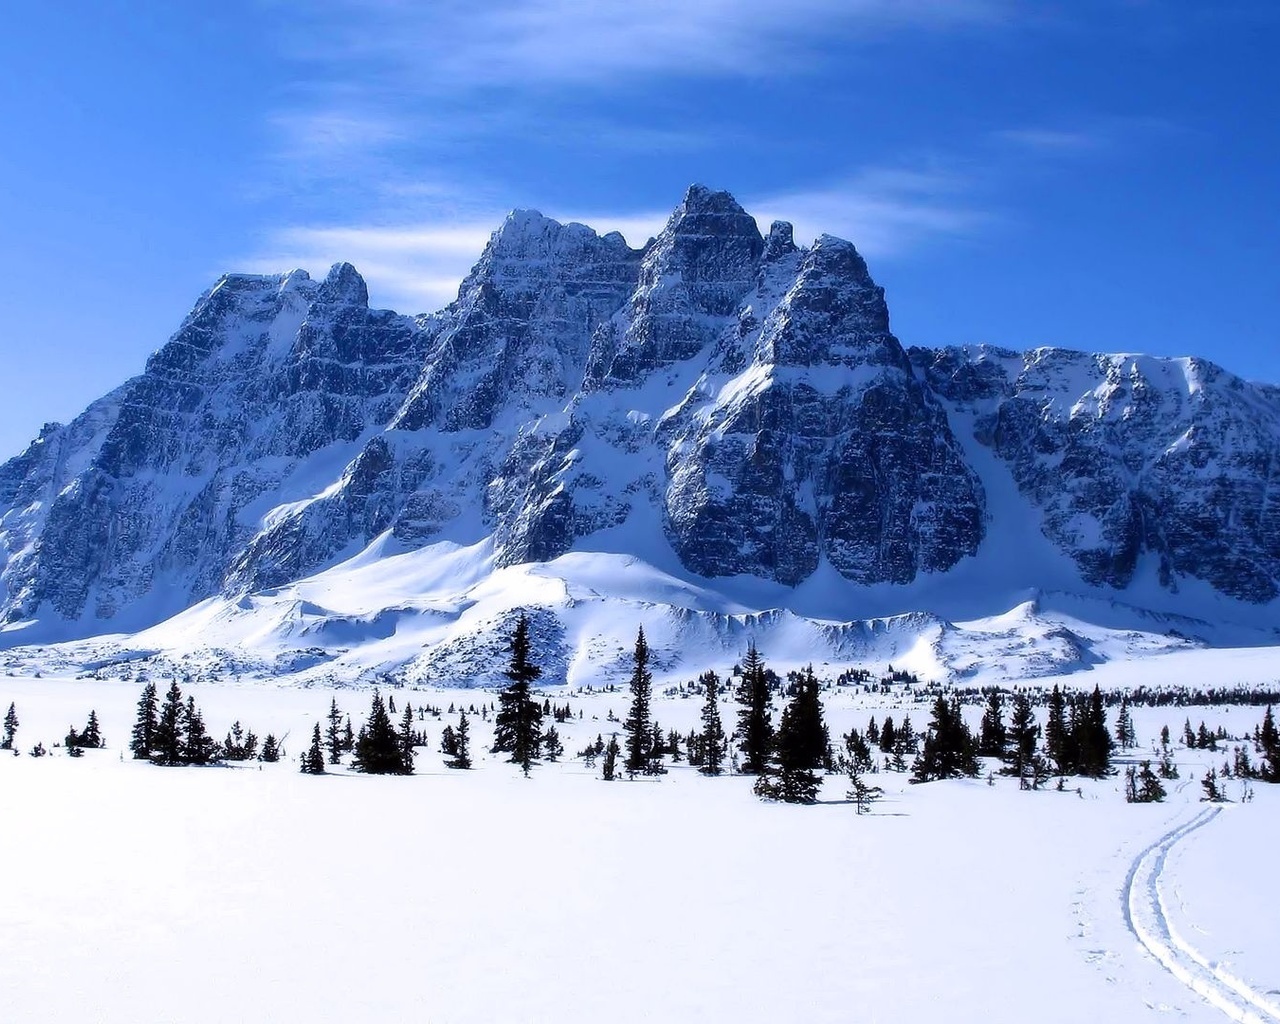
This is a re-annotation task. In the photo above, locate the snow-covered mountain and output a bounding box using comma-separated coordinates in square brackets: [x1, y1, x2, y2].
[3, 185, 1278, 684]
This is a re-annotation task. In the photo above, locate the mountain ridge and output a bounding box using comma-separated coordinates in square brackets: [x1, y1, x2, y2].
[2, 184, 1278, 682]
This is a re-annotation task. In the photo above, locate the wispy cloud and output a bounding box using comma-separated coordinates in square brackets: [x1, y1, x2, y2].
[244, 222, 498, 313]
[281, 0, 1007, 90]
[994, 128, 1102, 152]
[991, 116, 1188, 157]
[752, 168, 989, 257]
[259, 0, 1009, 189]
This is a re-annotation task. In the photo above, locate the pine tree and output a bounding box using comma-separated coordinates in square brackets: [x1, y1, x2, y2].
[398, 703, 417, 773]
[734, 641, 774, 775]
[446, 711, 472, 769]
[847, 764, 883, 815]
[183, 696, 220, 765]
[342, 716, 355, 753]
[129, 682, 158, 759]
[2, 701, 18, 750]
[1115, 697, 1136, 750]
[493, 614, 543, 776]
[1125, 760, 1166, 803]
[978, 689, 1006, 758]
[911, 696, 979, 783]
[325, 698, 343, 765]
[758, 665, 828, 803]
[623, 626, 655, 776]
[543, 726, 564, 762]
[354, 690, 410, 774]
[601, 733, 620, 781]
[879, 716, 896, 753]
[1073, 686, 1113, 778]
[440, 725, 459, 758]
[1002, 691, 1039, 780]
[698, 670, 725, 777]
[151, 681, 186, 766]
[1200, 768, 1223, 802]
[81, 709, 103, 749]
[301, 723, 326, 774]
[260, 734, 280, 763]
[1044, 685, 1070, 775]
[1260, 705, 1279, 782]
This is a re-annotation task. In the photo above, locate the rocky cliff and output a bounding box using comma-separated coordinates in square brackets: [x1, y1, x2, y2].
[2, 185, 1277, 649]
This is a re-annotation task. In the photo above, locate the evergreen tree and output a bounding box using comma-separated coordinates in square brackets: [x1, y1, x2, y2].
[757, 665, 828, 803]
[151, 681, 186, 766]
[601, 733, 620, 781]
[1115, 697, 1136, 750]
[439, 725, 459, 758]
[325, 698, 344, 765]
[398, 704, 417, 773]
[879, 716, 896, 753]
[543, 726, 564, 762]
[1044, 685, 1070, 775]
[1182, 719, 1196, 748]
[260, 734, 280, 763]
[978, 689, 1006, 758]
[1125, 760, 1166, 803]
[734, 641, 774, 775]
[301, 723, 326, 774]
[342, 716, 355, 753]
[2, 701, 18, 750]
[623, 626, 655, 776]
[446, 710, 472, 770]
[81, 710, 103, 749]
[911, 696, 979, 783]
[1200, 768, 1223, 802]
[698, 670, 725, 777]
[183, 696, 220, 765]
[846, 763, 883, 815]
[1073, 686, 1113, 778]
[354, 690, 411, 774]
[1002, 691, 1039, 779]
[492, 614, 543, 776]
[1260, 705, 1279, 782]
[129, 682, 158, 760]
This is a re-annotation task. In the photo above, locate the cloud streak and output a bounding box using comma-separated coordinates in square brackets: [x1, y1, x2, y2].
[283, 0, 1007, 90]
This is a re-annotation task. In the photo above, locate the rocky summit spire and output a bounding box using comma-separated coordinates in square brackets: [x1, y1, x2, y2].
[317, 262, 369, 307]
[587, 185, 765, 387]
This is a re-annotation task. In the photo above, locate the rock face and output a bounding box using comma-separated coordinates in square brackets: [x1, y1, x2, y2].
[0, 265, 426, 626]
[913, 345, 1280, 603]
[2, 186, 1279, 642]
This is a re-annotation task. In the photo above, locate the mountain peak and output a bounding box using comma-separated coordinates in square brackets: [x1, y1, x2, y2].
[663, 184, 762, 247]
[317, 262, 369, 307]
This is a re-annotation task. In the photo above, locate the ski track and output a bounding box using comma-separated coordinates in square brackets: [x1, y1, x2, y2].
[1124, 806, 1280, 1023]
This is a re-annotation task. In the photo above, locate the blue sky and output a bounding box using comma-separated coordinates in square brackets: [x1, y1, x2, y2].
[1, 0, 1277, 459]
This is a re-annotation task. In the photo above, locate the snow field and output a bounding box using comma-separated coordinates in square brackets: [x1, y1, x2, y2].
[0, 676, 1275, 1023]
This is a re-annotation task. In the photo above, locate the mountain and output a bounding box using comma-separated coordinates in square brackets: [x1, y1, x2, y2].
[2, 185, 1278, 685]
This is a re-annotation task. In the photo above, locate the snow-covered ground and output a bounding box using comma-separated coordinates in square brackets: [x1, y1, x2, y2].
[0, 670, 1276, 1023]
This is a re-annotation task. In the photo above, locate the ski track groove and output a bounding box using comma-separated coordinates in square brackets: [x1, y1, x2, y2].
[1123, 806, 1280, 1024]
